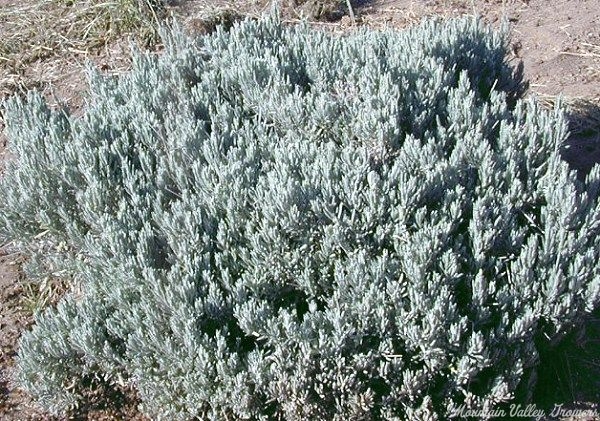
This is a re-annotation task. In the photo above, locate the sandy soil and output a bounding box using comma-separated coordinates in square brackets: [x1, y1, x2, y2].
[0, 249, 38, 420]
[0, 0, 599, 419]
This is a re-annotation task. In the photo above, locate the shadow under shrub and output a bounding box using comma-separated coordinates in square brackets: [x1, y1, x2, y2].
[1, 14, 600, 420]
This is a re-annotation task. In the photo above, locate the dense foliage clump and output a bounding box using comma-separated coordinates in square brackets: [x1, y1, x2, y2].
[1, 15, 600, 420]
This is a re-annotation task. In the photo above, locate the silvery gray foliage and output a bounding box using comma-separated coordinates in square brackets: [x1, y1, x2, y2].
[1, 14, 599, 420]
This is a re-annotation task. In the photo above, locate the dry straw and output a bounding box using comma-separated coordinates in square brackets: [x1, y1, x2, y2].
[0, 0, 165, 99]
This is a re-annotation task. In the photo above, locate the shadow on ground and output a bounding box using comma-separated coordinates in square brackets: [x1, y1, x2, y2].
[533, 307, 600, 419]
[560, 99, 600, 179]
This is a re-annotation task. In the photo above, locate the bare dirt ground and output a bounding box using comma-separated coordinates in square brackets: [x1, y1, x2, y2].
[1, 0, 599, 419]
[0, 249, 34, 419]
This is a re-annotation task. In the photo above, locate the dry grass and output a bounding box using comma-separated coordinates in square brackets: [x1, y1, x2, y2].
[0, 0, 166, 100]
[283, 0, 348, 20]
[181, 0, 358, 35]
